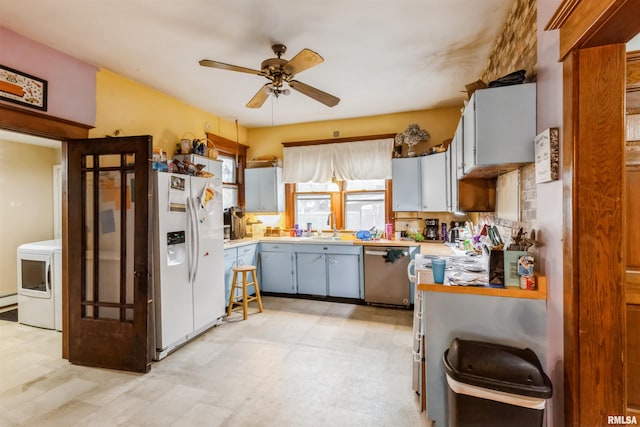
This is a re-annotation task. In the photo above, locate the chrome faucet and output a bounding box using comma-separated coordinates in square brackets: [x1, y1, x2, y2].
[327, 212, 337, 237]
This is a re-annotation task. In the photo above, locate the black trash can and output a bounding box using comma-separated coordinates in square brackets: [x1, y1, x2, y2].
[443, 338, 552, 427]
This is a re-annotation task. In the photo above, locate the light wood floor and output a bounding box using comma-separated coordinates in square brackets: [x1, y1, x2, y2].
[0, 296, 428, 426]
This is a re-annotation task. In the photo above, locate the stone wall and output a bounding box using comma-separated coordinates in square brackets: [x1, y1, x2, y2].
[480, 0, 537, 83]
[481, 0, 538, 235]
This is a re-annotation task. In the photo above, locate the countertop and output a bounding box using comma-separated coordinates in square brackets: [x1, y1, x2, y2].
[416, 277, 547, 300]
[417, 242, 546, 300]
[224, 236, 428, 249]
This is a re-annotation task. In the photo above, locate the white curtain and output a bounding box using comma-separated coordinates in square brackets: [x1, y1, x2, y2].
[331, 138, 393, 180]
[283, 138, 393, 183]
[283, 144, 333, 183]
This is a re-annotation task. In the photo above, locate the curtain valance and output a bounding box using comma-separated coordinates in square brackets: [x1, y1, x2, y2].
[283, 138, 393, 183]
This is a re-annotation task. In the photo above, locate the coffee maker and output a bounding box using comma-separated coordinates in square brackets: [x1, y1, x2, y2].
[449, 220, 465, 243]
[223, 206, 246, 240]
[424, 218, 439, 241]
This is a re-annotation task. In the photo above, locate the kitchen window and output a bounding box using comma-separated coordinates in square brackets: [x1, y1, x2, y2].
[220, 155, 239, 209]
[344, 180, 386, 230]
[291, 179, 389, 231]
[205, 132, 248, 209]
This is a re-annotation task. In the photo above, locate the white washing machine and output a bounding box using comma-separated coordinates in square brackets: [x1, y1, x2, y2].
[17, 239, 62, 331]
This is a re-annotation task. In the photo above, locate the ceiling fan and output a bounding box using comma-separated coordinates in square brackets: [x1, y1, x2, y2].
[199, 44, 340, 109]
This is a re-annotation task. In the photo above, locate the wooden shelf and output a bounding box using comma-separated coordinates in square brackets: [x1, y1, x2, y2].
[417, 276, 547, 300]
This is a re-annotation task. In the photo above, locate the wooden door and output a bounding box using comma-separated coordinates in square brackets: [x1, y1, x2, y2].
[626, 50, 640, 418]
[67, 136, 152, 373]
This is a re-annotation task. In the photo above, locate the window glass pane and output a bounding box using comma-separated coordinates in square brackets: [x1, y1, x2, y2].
[220, 156, 236, 183]
[345, 179, 386, 191]
[295, 194, 331, 229]
[222, 185, 238, 209]
[345, 192, 385, 231]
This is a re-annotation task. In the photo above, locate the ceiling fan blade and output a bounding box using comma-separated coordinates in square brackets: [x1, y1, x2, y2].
[199, 59, 262, 75]
[289, 80, 340, 107]
[246, 84, 271, 108]
[283, 48, 324, 76]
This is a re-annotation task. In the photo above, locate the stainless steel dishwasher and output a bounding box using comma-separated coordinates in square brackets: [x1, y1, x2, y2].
[363, 246, 411, 306]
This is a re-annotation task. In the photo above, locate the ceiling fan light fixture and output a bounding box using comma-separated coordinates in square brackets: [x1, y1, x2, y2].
[200, 43, 340, 108]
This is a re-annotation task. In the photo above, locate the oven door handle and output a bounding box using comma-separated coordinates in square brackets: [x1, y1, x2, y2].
[47, 265, 51, 290]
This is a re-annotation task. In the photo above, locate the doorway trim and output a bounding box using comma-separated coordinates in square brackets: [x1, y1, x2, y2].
[547, 0, 640, 425]
[0, 103, 92, 359]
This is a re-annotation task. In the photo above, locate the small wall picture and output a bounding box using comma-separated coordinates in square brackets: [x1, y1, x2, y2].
[534, 127, 559, 183]
[0, 64, 48, 111]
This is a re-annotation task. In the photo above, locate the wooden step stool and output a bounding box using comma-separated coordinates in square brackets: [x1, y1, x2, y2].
[227, 265, 263, 320]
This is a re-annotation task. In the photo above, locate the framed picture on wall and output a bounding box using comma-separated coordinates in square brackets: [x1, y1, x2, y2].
[534, 127, 559, 183]
[0, 64, 48, 111]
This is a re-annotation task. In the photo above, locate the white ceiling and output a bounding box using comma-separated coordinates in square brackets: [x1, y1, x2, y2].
[0, 0, 517, 128]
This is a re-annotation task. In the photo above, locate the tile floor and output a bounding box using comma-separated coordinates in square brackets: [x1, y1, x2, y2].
[0, 297, 430, 426]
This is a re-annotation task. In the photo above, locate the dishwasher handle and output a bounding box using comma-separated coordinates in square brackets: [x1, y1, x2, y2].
[365, 249, 409, 257]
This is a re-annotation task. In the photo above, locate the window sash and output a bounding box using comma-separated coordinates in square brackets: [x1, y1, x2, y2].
[344, 191, 386, 230]
[291, 181, 389, 232]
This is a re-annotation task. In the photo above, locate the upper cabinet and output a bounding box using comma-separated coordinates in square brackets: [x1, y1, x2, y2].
[461, 83, 536, 178]
[420, 153, 448, 212]
[245, 167, 284, 212]
[392, 157, 421, 211]
[392, 154, 447, 212]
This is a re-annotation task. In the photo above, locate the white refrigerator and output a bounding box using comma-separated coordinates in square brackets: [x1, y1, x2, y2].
[152, 162, 224, 360]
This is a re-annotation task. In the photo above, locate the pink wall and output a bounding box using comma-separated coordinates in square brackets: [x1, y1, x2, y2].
[0, 27, 97, 126]
[536, 1, 564, 426]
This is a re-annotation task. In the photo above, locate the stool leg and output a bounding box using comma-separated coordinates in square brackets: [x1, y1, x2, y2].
[252, 269, 264, 313]
[242, 271, 249, 321]
[227, 270, 238, 317]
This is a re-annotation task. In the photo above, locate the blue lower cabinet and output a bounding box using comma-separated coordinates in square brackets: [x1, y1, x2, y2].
[296, 252, 328, 296]
[224, 243, 258, 306]
[223, 248, 238, 307]
[259, 243, 295, 293]
[327, 253, 361, 298]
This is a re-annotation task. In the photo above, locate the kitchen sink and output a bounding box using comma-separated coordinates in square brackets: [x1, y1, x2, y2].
[309, 236, 341, 241]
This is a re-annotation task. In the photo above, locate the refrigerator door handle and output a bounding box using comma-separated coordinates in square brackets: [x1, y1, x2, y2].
[186, 197, 194, 283]
[191, 196, 201, 282]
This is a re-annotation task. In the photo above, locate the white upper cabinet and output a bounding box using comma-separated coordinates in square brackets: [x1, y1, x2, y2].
[245, 167, 284, 212]
[392, 154, 447, 212]
[461, 83, 536, 176]
[392, 157, 422, 211]
[420, 153, 448, 212]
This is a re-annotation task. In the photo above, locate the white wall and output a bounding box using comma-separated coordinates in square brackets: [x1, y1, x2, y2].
[536, 1, 565, 425]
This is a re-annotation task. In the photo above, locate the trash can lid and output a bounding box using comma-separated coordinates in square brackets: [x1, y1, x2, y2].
[443, 338, 552, 399]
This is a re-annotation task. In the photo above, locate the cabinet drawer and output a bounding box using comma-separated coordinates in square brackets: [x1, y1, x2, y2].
[238, 244, 257, 258]
[259, 242, 293, 252]
[292, 244, 361, 255]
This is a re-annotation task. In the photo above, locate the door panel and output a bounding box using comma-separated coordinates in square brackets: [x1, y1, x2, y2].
[260, 251, 294, 293]
[67, 136, 151, 373]
[296, 253, 327, 296]
[327, 254, 360, 298]
[627, 115, 640, 415]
